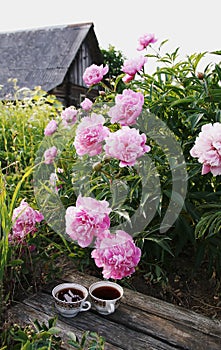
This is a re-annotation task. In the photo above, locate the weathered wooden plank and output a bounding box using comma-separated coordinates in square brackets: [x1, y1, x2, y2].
[21, 292, 179, 350]
[124, 289, 221, 336]
[8, 270, 221, 350]
[62, 271, 221, 338]
[108, 303, 221, 350]
[7, 302, 121, 350]
[24, 289, 221, 350]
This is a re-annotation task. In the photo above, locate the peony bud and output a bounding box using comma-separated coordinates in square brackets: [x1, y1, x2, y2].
[197, 72, 204, 80]
[93, 162, 103, 172]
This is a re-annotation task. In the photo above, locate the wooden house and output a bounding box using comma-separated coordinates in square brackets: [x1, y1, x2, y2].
[0, 22, 103, 106]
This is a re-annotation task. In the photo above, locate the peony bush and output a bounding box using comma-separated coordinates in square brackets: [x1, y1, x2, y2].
[38, 76, 150, 279]
[36, 32, 221, 280]
[1, 30, 221, 350]
[2, 31, 221, 293]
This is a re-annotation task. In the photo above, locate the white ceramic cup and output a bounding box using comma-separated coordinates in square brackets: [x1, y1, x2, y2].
[89, 281, 123, 315]
[52, 283, 91, 318]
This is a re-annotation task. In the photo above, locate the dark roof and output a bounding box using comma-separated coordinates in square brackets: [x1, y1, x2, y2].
[0, 22, 103, 97]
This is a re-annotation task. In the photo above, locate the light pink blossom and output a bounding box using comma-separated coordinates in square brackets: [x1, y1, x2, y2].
[108, 89, 144, 126]
[73, 113, 109, 156]
[83, 64, 109, 87]
[57, 167, 63, 173]
[122, 56, 147, 76]
[122, 74, 135, 84]
[9, 199, 44, 244]
[44, 120, 58, 136]
[91, 230, 141, 279]
[190, 122, 221, 176]
[80, 98, 93, 111]
[65, 195, 112, 248]
[104, 126, 150, 167]
[61, 106, 78, 127]
[44, 146, 58, 164]
[137, 33, 157, 51]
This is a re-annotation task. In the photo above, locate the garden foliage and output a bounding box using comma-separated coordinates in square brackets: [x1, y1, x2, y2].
[0, 37, 221, 349]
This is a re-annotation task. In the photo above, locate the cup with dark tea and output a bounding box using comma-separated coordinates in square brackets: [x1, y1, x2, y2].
[89, 281, 123, 315]
[52, 283, 91, 317]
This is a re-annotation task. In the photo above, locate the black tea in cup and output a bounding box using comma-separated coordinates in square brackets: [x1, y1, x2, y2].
[56, 288, 84, 302]
[92, 286, 121, 300]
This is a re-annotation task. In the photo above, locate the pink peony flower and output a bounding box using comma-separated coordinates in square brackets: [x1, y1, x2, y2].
[65, 195, 112, 248]
[61, 106, 78, 127]
[91, 230, 141, 279]
[122, 56, 147, 76]
[104, 126, 150, 167]
[44, 120, 58, 136]
[44, 146, 58, 164]
[137, 33, 157, 51]
[108, 89, 144, 126]
[83, 64, 109, 87]
[190, 122, 221, 176]
[9, 199, 44, 244]
[122, 74, 135, 84]
[80, 98, 93, 111]
[73, 113, 109, 156]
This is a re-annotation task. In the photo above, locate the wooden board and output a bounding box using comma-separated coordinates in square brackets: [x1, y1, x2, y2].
[7, 270, 221, 350]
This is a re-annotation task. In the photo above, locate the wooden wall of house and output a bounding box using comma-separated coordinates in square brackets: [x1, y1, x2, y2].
[50, 80, 99, 108]
[50, 41, 100, 107]
[69, 42, 91, 87]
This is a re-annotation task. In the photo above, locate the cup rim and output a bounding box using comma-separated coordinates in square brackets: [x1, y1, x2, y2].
[52, 282, 88, 304]
[89, 281, 124, 301]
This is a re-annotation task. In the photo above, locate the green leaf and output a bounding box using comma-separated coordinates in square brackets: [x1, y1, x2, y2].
[33, 319, 42, 332]
[215, 64, 221, 81]
[67, 331, 77, 342]
[187, 113, 204, 130]
[114, 73, 125, 91]
[210, 50, 221, 55]
[81, 330, 90, 346]
[195, 211, 221, 239]
[48, 327, 60, 335]
[145, 53, 159, 58]
[170, 97, 194, 107]
[114, 210, 132, 226]
[48, 316, 57, 328]
[8, 259, 24, 266]
[9, 165, 35, 216]
[205, 88, 221, 102]
[20, 341, 31, 350]
[190, 52, 207, 70]
[15, 329, 28, 342]
[145, 236, 173, 256]
[159, 39, 169, 50]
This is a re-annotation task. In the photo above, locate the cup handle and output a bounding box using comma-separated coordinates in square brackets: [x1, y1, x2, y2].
[81, 301, 91, 312]
[107, 303, 115, 314]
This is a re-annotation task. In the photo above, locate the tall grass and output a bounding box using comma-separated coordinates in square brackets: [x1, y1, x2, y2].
[0, 167, 10, 323]
[0, 85, 63, 330]
[0, 85, 62, 197]
[0, 164, 36, 327]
